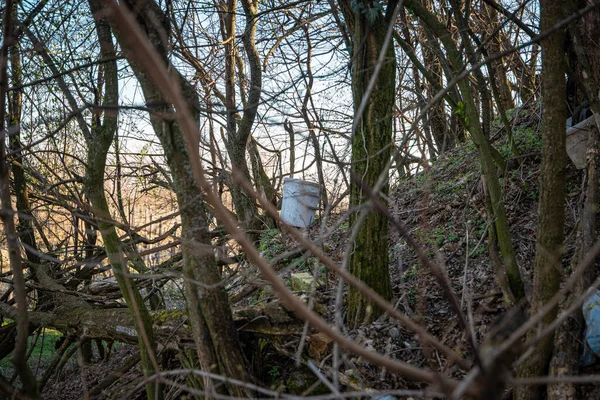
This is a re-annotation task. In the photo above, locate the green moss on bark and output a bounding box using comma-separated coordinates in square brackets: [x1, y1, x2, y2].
[340, 8, 396, 327]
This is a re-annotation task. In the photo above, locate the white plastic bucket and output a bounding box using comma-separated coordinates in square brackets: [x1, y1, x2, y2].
[280, 178, 320, 228]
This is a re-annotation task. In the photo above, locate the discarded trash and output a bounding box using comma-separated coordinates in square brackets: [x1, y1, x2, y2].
[280, 178, 320, 228]
[566, 114, 595, 169]
[291, 272, 323, 291]
[582, 290, 600, 366]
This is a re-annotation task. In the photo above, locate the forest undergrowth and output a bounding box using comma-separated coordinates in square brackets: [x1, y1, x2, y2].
[30, 105, 597, 399]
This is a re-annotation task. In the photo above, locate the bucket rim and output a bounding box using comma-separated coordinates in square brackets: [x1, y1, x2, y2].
[283, 177, 320, 188]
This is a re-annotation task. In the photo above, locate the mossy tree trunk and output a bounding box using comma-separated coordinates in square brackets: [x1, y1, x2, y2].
[404, 0, 525, 301]
[86, 2, 161, 398]
[26, 1, 161, 395]
[515, 1, 567, 398]
[337, 0, 397, 327]
[107, 0, 250, 395]
[26, 2, 160, 395]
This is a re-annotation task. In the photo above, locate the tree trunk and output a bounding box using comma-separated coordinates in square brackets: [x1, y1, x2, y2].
[515, 1, 567, 398]
[405, 0, 525, 301]
[548, 4, 600, 398]
[481, 2, 515, 111]
[86, 2, 160, 398]
[577, 2, 600, 90]
[548, 124, 598, 400]
[223, 0, 262, 233]
[247, 136, 278, 228]
[0, 2, 38, 395]
[107, 1, 250, 395]
[337, 1, 396, 327]
[22, 4, 161, 397]
[7, 31, 40, 276]
[421, 32, 449, 152]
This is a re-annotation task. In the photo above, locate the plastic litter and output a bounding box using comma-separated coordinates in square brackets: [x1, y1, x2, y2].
[582, 290, 600, 366]
[280, 178, 320, 228]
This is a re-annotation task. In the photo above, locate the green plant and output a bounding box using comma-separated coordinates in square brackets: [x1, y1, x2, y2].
[404, 265, 418, 280]
[259, 338, 269, 353]
[566, 182, 579, 194]
[469, 240, 486, 258]
[455, 101, 467, 124]
[258, 229, 284, 260]
[408, 288, 416, 305]
[413, 173, 426, 186]
[464, 138, 477, 154]
[514, 126, 542, 152]
[472, 216, 486, 237]
[291, 256, 308, 271]
[432, 226, 453, 246]
[267, 366, 281, 379]
[0, 328, 66, 376]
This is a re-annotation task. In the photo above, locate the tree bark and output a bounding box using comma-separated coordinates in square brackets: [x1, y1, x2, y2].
[0, 301, 304, 349]
[480, 2, 515, 111]
[86, 2, 161, 398]
[548, 124, 598, 400]
[0, 3, 38, 396]
[223, 0, 263, 233]
[105, 0, 250, 395]
[247, 136, 277, 212]
[548, 4, 600, 398]
[515, 0, 567, 398]
[7, 26, 41, 278]
[337, 0, 396, 327]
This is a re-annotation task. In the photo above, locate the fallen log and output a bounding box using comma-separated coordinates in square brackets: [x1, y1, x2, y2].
[0, 300, 306, 350]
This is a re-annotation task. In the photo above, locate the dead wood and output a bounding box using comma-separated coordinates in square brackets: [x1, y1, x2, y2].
[0, 300, 306, 353]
